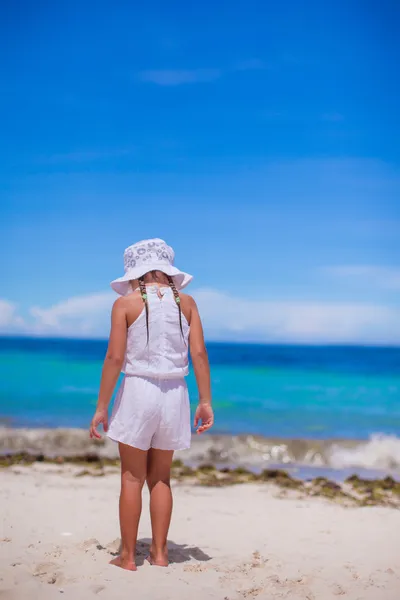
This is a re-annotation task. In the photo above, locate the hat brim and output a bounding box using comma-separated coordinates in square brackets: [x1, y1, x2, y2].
[110, 264, 193, 296]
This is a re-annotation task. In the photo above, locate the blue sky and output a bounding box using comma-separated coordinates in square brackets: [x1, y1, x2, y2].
[1, 0, 399, 344]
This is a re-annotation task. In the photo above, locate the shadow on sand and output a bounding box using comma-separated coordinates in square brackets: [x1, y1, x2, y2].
[108, 538, 212, 566]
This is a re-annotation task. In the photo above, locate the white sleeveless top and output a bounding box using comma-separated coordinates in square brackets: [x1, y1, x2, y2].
[122, 285, 190, 379]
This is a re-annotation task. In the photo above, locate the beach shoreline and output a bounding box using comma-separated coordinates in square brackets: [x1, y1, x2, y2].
[2, 429, 400, 509]
[1, 427, 400, 482]
[1, 464, 400, 600]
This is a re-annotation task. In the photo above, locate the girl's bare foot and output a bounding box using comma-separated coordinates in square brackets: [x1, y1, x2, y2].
[109, 556, 137, 571]
[146, 547, 169, 567]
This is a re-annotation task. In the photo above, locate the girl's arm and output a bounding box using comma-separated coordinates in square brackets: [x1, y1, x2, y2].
[90, 298, 128, 439]
[188, 298, 214, 434]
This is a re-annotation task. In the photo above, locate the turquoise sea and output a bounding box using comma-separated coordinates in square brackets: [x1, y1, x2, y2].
[1, 337, 399, 439]
[1, 336, 400, 473]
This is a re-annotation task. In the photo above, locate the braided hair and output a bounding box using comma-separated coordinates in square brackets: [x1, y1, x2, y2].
[167, 275, 185, 339]
[137, 272, 184, 344]
[138, 276, 149, 344]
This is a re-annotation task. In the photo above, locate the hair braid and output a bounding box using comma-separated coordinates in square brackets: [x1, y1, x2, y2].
[138, 276, 149, 344]
[168, 276, 185, 340]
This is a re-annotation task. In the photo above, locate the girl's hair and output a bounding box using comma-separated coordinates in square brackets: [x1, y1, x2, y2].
[167, 275, 184, 340]
[138, 277, 150, 344]
[138, 271, 184, 344]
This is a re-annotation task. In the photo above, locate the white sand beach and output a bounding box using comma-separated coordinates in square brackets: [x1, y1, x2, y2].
[1, 464, 399, 600]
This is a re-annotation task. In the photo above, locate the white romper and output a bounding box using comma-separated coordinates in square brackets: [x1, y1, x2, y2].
[107, 285, 191, 451]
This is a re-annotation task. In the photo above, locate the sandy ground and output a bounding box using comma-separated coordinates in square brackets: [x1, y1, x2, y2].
[1, 464, 400, 600]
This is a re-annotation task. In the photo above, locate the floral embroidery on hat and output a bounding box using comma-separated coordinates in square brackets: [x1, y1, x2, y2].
[124, 242, 173, 271]
[125, 258, 136, 269]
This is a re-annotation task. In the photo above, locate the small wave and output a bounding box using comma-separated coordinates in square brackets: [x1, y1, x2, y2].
[0, 428, 399, 473]
[328, 434, 400, 470]
[184, 433, 400, 472]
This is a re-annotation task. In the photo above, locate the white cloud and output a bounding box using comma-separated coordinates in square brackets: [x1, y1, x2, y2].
[138, 69, 222, 86]
[1, 289, 399, 345]
[0, 300, 24, 331]
[324, 266, 400, 291]
[29, 293, 115, 336]
[194, 289, 400, 345]
[137, 59, 266, 86]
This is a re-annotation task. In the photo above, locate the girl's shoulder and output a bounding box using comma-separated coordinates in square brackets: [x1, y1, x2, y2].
[179, 293, 199, 316]
[114, 291, 146, 329]
[112, 291, 143, 319]
[113, 290, 142, 308]
[178, 292, 195, 304]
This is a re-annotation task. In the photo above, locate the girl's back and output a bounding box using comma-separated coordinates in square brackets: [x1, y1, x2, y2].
[123, 285, 190, 378]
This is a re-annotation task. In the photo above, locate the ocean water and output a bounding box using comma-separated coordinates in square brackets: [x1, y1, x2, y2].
[1, 337, 400, 472]
[1, 336, 399, 437]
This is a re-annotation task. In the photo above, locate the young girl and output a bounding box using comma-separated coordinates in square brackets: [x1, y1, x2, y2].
[89, 238, 213, 571]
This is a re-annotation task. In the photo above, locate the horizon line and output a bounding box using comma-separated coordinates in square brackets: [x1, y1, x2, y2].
[0, 334, 399, 351]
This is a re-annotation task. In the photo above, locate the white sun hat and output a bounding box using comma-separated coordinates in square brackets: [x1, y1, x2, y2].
[110, 238, 193, 296]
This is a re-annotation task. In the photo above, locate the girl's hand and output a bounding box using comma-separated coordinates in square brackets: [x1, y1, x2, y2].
[89, 409, 109, 439]
[194, 403, 214, 434]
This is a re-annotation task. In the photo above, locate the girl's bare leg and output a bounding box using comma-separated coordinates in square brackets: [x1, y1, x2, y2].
[146, 449, 174, 566]
[110, 442, 147, 571]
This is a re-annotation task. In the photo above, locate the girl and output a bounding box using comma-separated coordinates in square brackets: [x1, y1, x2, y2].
[89, 238, 213, 571]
